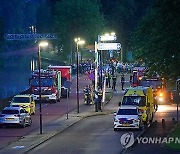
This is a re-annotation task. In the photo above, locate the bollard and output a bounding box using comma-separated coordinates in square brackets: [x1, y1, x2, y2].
[162, 119, 166, 128]
[172, 117, 176, 124]
[153, 120, 158, 127]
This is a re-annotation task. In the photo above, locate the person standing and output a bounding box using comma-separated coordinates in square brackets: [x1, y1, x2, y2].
[130, 74, 133, 85]
[121, 74, 125, 90]
[112, 74, 117, 91]
[107, 72, 111, 88]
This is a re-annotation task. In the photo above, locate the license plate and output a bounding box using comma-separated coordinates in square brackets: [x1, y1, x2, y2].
[122, 124, 130, 126]
[6, 118, 14, 121]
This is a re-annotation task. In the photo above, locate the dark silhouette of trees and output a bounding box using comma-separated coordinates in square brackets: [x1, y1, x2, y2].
[131, 0, 180, 79]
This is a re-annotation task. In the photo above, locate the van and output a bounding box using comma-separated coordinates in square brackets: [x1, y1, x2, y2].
[121, 86, 155, 125]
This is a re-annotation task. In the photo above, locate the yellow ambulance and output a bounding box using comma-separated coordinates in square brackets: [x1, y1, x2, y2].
[121, 86, 155, 125]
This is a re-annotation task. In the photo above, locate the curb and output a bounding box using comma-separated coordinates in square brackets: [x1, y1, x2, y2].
[120, 123, 152, 154]
[23, 110, 112, 153]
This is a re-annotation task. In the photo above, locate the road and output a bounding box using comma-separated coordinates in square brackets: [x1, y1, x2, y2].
[28, 114, 141, 154]
[27, 74, 142, 154]
[154, 103, 180, 122]
[0, 75, 91, 150]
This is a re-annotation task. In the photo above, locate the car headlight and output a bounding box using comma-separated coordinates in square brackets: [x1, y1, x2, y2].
[114, 118, 118, 122]
[158, 97, 164, 102]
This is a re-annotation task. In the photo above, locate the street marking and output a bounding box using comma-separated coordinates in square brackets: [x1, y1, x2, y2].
[12, 146, 25, 149]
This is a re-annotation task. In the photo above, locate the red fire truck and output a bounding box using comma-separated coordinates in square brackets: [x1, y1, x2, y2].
[132, 67, 146, 87]
[29, 69, 61, 103]
[48, 65, 71, 97]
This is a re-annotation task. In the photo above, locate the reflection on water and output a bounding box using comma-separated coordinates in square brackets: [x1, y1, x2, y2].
[0, 56, 33, 99]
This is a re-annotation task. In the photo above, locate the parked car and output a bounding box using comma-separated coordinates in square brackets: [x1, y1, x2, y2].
[0, 106, 32, 127]
[10, 94, 35, 115]
[113, 106, 142, 131]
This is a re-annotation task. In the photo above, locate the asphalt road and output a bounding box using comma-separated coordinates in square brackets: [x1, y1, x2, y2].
[154, 103, 180, 122]
[27, 114, 141, 154]
[27, 74, 143, 154]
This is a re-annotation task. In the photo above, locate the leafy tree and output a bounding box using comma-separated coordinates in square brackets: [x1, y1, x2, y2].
[132, 0, 180, 79]
[36, 0, 52, 33]
[54, 0, 106, 61]
[100, 0, 153, 61]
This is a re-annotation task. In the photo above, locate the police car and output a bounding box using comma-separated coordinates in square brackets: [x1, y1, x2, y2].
[113, 105, 143, 131]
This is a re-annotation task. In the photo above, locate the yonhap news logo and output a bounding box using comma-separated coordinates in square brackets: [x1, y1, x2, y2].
[120, 132, 135, 148]
[120, 132, 180, 149]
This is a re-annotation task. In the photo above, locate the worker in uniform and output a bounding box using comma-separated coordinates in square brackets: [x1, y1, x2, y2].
[83, 85, 91, 105]
[97, 88, 103, 111]
[121, 74, 125, 90]
[112, 74, 117, 91]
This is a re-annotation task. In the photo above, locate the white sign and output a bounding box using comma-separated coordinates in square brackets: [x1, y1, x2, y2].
[97, 43, 121, 50]
[99, 35, 117, 41]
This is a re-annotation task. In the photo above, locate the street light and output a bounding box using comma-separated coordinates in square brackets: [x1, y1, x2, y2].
[74, 38, 85, 113]
[38, 41, 48, 134]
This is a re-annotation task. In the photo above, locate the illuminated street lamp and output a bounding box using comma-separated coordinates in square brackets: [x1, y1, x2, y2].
[38, 41, 48, 134]
[74, 38, 85, 113]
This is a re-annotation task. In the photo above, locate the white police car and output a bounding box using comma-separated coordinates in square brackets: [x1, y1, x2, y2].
[114, 106, 142, 131]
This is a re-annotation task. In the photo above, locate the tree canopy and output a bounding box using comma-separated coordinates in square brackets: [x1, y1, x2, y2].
[54, 0, 106, 60]
[100, 0, 153, 61]
[131, 0, 180, 79]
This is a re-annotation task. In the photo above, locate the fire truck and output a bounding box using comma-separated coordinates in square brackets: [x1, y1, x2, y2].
[29, 69, 61, 103]
[48, 65, 71, 97]
[132, 67, 146, 87]
[139, 77, 167, 104]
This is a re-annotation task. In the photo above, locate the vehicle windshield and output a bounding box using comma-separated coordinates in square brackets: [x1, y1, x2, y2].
[122, 96, 146, 107]
[31, 78, 54, 87]
[12, 97, 30, 103]
[140, 80, 162, 88]
[117, 109, 138, 115]
[2, 110, 19, 114]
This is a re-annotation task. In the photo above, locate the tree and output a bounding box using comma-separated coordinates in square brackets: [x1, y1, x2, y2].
[100, 0, 153, 61]
[54, 0, 106, 61]
[131, 0, 180, 79]
[36, 0, 52, 33]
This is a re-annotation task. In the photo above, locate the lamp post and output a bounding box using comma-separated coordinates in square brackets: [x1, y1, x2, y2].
[74, 38, 85, 113]
[38, 41, 48, 134]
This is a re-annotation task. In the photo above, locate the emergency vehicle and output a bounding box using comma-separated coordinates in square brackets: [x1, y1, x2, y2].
[121, 86, 155, 125]
[48, 65, 71, 97]
[132, 67, 146, 87]
[29, 69, 61, 103]
[140, 77, 166, 104]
